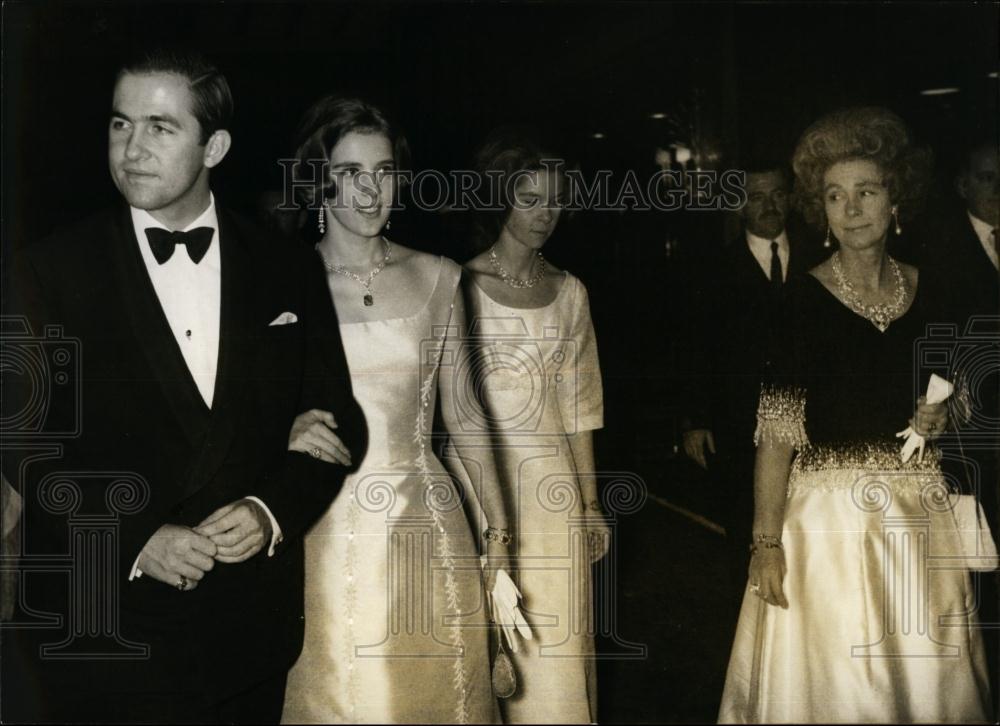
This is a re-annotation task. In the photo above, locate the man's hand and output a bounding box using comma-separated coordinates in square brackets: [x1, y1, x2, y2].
[137, 524, 217, 590]
[683, 429, 716, 469]
[195, 499, 272, 564]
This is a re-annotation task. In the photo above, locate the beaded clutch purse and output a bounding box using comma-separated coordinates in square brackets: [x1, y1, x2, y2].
[491, 621, 517, 698]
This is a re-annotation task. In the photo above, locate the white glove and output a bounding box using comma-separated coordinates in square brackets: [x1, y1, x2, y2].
[896, 425, 925, 463]
[896, 374, 953, 463]
[490, 568, 533, 653]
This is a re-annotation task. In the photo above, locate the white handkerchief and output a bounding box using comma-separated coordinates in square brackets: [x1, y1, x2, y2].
[268, 311, 298, 326]
[896, 373, 954, 462]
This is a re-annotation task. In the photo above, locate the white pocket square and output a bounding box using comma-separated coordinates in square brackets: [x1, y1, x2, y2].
[269, 311, 298, 326]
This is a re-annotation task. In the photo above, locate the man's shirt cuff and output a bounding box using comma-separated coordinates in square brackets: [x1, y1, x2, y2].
[244, 496, 284, 556]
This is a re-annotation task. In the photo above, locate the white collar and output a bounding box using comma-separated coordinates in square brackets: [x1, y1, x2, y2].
[746, 229, 789, 252]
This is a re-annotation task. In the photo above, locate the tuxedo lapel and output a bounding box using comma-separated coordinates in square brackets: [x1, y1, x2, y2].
[181, 208, 257, 497]
[107, 205, 211, 449]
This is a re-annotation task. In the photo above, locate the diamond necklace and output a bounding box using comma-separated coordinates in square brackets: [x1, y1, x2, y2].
[316, 238, 391, 306]
[489, 245, 547, 288]
[831, 251, 908, 332]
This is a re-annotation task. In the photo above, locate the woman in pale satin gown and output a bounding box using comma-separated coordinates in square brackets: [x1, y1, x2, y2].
[444, 129, 608, 724]
[280, 97, 509, 725]
[718, 107, 992, 723]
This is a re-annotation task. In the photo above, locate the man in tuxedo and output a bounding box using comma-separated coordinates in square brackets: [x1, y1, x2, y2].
[1, 48, 362, 722]
[678, 164, 817, 609]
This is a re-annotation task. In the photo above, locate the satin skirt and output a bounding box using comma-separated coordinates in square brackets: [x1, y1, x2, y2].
[718, 466, 992, 724]
[281, 466, 498, 724]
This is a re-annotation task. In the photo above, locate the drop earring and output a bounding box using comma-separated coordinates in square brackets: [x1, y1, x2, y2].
[824, 225, 832, 248]
[318, 205, 325, 235]
[386, 218, 392, 232]
[892, 206, 902, 236]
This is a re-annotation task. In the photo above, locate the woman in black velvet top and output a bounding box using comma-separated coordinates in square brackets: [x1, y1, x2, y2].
[718, 107, 993, 724]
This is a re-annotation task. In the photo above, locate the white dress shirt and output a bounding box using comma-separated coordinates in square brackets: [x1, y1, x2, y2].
[968, 211, 999, 271]
[132, 198, 222, 406]
[129, 194, 282, 580]
[746, 230, 790, 282]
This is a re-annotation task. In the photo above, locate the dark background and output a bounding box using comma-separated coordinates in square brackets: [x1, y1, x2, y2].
[3, 1, 998, 721]
[4, 2, 997, 239]
[5, 0, 997, 471]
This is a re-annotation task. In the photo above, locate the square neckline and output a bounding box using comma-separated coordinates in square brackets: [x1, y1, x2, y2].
[336, 254, 445, 326]
[468, 269, 570, 310]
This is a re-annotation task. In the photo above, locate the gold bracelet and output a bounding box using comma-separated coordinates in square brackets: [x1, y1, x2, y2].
[484, 527, 512, 546]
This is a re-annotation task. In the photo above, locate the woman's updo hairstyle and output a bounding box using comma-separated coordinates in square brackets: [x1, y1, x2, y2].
[791, 106, 932, 229]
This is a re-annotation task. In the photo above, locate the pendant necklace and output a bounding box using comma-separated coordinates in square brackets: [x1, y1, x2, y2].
[489, 245, 547, 288]
[316, 238, 391, 306]
[831, 251, 908, 332]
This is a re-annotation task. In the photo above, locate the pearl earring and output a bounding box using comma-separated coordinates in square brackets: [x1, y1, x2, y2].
[318, 205, 325, 235]
[386, 219, 392, 231]
[824, 226, 832, 248]
[892, 206, 902, 236]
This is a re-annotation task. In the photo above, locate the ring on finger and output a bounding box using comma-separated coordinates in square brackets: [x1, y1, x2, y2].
[176, 575, 189, 591]
[749, 582, 761, 595]
[309, 447, 322, 459]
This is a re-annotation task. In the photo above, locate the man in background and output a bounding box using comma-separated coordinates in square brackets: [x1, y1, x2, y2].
[677, 162, 820, 610]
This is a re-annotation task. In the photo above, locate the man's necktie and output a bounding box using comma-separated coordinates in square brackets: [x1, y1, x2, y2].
[770, 241, 783, 293]
[145, 227, 214, 265]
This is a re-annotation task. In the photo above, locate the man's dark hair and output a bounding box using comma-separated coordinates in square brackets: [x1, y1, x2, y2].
[117, 47, 233, 145]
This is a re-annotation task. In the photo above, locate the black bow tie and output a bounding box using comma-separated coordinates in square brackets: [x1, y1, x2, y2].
[145, 227, 214, 265]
